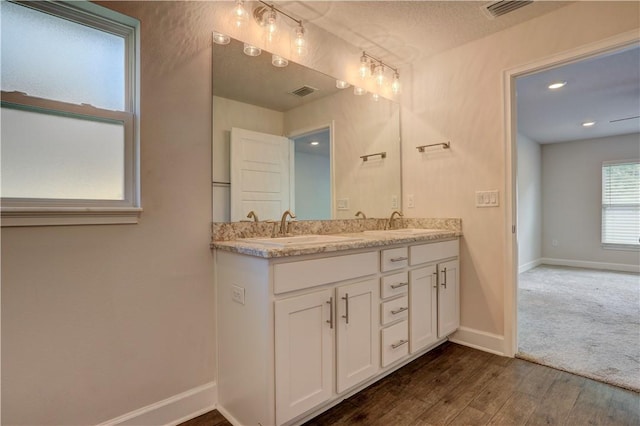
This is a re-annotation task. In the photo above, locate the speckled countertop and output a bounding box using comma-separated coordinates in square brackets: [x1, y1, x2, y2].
[211, 218, 462, 259]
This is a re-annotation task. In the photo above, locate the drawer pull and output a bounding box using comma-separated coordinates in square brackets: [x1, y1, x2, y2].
[342, 293, 349, 324]
[326, 297, 334, 329]
[391, 306, 408, 315]
[391, 339, 409, 349]
[390, 256, 408, 262]
[390, 282, 408, 289]
[433, 272, 438, 288]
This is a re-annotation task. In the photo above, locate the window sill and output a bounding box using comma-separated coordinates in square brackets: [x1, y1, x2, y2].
[1, 207, 142, 227]
[602, 243, 640, 252]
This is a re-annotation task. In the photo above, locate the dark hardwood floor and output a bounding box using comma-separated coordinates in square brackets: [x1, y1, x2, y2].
[180, 342, 640, 426]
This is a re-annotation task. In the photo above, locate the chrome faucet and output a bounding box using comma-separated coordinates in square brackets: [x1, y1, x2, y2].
[387, 210, 403, 229]
[279, 210, 296, 235]
[246, 211, 259, 222]
[355, 211, 367, 219]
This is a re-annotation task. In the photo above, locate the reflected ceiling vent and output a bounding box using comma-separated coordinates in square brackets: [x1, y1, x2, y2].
[290, 85, 318, 97]
[482, 0, 533, 19]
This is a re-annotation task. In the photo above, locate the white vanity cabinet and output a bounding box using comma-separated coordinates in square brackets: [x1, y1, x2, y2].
[215, 236, 459, 426]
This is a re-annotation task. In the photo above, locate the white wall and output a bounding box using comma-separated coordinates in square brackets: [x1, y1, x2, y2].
[294, 150, 331, 220]
[541, 133, 640, 270]
[401, 1, 639, 343]
[517, 133, 542, 272]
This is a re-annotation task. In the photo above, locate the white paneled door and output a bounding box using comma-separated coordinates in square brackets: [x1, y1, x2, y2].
[230, 127, 291, 222]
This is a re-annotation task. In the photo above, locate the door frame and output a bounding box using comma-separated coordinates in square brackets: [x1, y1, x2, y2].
[503, 30, 639, 357]
[287, 121, 335, 218]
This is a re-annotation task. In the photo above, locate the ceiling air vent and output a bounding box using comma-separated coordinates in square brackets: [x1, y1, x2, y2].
[290, 85, 317, 97]
[482, 0, 533, 19]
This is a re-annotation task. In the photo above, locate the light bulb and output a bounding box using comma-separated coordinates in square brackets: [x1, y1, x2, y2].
[213, 32, 230, 45]
[391, 72, 401, 95]
[263, 7, 279, 45]
[336, 80, 350, 89]
[372, 93, 380, 102]
[292, 24, 308, 57]
[374, 64, 385, 86]
[354, 86, 367, 96]
[232, 0, 249, 28]
[358, 54, 369, 79]
[243, 43, 261, 57]
[272, 54, 288, 68]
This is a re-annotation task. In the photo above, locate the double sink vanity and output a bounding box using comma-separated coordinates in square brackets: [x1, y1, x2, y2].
[212, 216, 462, 426]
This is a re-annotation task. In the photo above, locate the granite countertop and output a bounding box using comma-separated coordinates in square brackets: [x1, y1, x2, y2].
[212, 229, 461, 259]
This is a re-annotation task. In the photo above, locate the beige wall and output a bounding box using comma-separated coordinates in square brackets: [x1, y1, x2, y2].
[401, 1, 639, 336]
[542, 133, 640, 267]
[2, 1, 639, 424]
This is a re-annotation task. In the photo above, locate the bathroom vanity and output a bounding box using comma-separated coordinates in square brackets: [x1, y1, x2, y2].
[213, 223, 460, 426]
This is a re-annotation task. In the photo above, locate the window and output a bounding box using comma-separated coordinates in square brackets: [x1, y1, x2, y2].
[602, 160, 640, 249]
[1, 1, 140, 226]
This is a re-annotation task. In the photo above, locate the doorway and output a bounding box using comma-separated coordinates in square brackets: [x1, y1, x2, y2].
[504, 33, 640, 388]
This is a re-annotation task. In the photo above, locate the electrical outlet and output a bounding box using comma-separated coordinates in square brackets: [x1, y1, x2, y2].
[337, 198, 349, 210]
[391, 195, 398, 209]
[232, 285, 245, 305]
[407, 194, 415, 208]
[552, 239, 559, 247]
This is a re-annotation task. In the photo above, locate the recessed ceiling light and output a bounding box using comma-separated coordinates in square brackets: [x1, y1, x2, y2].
[548, 81, 567, 90]
[582, 121, 596, 127]
[310, 141, 319, 146]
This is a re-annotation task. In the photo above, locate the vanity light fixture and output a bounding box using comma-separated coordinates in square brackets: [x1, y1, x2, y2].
[548, 81, 567, 90]
[358, 51, 401, 95]
[243, 43, 261, 57]
[272, 54, 288, 67]
[582, 121, 596, 127]
[213, 32, 230, 45]
[253, 1, 308, 57]
[372, 93, 380, 102]
[354, 86, 367, 96]
[336, 80, 350, 89]
[232, 0, 249, 28]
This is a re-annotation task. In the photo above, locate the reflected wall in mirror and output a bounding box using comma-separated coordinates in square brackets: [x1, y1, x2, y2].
[212, 36, 401, 222]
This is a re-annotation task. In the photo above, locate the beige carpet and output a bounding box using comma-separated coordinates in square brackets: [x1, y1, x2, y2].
[518, 264, 640, 392]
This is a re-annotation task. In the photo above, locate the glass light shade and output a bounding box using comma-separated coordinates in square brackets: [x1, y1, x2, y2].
[213, 32, 230, 45]
[292, 24, 308, 57]
[358, 55, 369, 79]
[272, 54, 288, 68]
[374, 64, 385, 86]
[336, 80, 350, 89]
[263, 8, 279, 45]
[243, 43, 261, 57]
[232, 0, 249, 28]
[391, 72, 401, 95]
[354, 86, 367, 96]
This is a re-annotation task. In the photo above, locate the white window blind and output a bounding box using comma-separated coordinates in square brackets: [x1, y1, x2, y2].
[602, 160, 640, 248]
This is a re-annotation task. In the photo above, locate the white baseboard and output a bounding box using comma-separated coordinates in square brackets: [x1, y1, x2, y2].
[449, 326, 506, 356]
[518, 258, 542, 274]
[97, 382, 217, 426]
[541, 257, 640, 273]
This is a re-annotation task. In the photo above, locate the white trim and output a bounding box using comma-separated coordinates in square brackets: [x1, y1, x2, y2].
[448, 327, 506, 356]
[518, 259, 542, 274]
[96, 382, 217, 426]
[1, 207, 142, 227]
[540, 257, 640, 273]
[504, 29, 640, 359]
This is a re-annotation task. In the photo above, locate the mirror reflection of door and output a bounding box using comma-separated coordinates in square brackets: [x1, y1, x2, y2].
[230, 127, 291, 222]
[291, 127, 332, 220]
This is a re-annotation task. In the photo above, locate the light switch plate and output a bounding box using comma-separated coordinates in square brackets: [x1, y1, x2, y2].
[476, 190, 499, 207]
[337, 198, 349, 210]
[232, 285, 245, 305]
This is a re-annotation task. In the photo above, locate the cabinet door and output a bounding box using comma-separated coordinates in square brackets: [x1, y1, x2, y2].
[336, 279, 379, 393]
[275, 289, 333, 425]
[409, 265, 438, 353]
[437, 259, 460, 338]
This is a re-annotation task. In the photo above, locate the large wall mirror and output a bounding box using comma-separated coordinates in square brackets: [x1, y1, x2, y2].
[212, 36, 401, 222]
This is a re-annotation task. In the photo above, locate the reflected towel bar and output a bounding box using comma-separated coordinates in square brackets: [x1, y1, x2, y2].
[360, 152, 387, 161]
[416, 142, 450, 152]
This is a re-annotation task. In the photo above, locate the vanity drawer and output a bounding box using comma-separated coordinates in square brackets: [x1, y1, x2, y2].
[410, 239, 459, 266]
[381, 320, 409, 367]
[380, 272, 408, 299]
[274, 251, 378, 294]
[381, 295, 408, 326]
[381, 247, 408, 272]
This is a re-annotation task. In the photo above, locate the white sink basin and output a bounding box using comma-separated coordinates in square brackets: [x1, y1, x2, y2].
[241, 234, 363, 247]
[364, 228, 446, 236]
